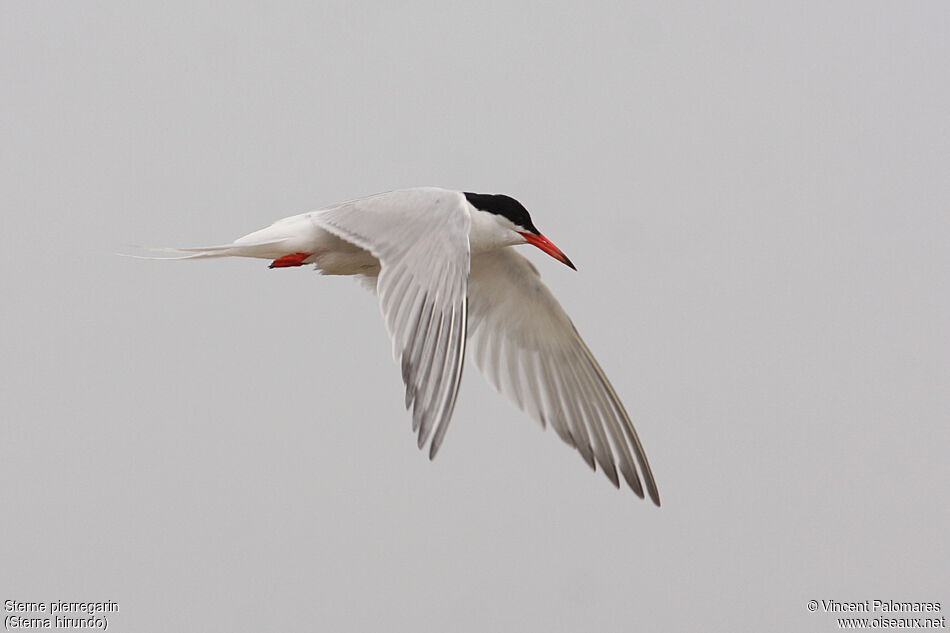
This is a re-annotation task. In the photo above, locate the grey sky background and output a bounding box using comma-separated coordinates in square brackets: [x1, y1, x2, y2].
[2, 2, 948, 631]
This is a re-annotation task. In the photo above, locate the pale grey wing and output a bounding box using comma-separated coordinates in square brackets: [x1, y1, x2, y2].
[313, 189, 471, 458]
[468, 249, 660, 505]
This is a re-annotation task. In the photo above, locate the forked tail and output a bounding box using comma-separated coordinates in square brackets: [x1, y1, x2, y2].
[122, 238, 291, 262]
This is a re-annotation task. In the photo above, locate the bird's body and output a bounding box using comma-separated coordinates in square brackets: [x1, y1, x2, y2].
[170, 189, 534, 273]
[144, 187, 660, 505]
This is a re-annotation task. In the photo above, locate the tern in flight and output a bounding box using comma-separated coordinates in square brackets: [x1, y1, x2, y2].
[142, 188, 660, 505]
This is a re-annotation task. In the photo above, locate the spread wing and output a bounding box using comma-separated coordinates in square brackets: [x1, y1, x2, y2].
[468, 249, 660, 505]
[313, 188, 471, 458]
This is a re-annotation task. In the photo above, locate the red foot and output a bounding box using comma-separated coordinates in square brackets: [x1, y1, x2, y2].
[269, 252, 312, 268]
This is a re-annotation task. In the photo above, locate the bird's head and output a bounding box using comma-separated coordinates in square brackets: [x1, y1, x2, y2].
[464, 192, 576, 270]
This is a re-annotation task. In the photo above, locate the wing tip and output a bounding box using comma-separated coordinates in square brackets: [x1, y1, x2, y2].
[629, 470, 661, 507]
[605, 464, 620, 488]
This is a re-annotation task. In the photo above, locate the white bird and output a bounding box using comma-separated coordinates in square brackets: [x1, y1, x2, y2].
[142, 187, 660, 505]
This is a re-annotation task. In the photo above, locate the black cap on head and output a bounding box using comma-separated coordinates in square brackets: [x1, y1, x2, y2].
[463, 192, 540, 235]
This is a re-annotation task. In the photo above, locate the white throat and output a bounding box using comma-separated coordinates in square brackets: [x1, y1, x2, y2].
[466, 207, 524, 254]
